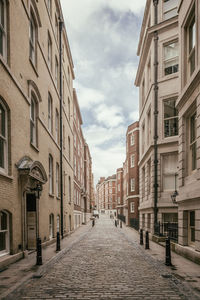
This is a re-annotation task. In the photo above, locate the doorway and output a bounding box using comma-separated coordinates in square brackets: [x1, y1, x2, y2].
[26, 193, 36, 249]
[188, 211, 195, 246]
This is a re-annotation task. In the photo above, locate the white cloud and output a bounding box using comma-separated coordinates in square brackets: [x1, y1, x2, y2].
[94, 103, 124, 128]
[76, 85, 104, 109]
[129, 110, 139, 122]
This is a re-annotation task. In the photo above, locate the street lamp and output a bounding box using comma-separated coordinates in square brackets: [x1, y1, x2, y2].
[31, 182, 43, 265]
[171, 173, 178, 204]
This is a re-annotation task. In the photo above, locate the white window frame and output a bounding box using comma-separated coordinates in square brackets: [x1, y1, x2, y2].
[0, 99, 7, 173]
[55, 109, 59, 144]
[130, 202, 135, 213]
[29, 13, 36, 65]
[48, 93, 53, 133]
[55, 56, 58, 88]
[30, 96, 37, 146]
[56, 162, 59, 198]
[47, 33, 52, 70]
[163, 40, 178, 76]
[0, 0, 7, 60]
[163, 98, 178, 138]
[130, 154, 135, 168]
[130, 134, 135, 146]
[49, 213, 54, 239]
[49, 154, 53, 195]
[0, 210, 9, 255]
[163, 0, 178, 20]
[130, 178, 135, 192]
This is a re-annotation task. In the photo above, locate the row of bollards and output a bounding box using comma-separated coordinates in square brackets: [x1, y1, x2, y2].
[36, 232, 61, 265]
[139, 229, 172, 266]
[114, 219, 123, 228]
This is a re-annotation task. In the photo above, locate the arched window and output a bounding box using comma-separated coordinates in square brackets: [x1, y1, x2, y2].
[68, 136, 71, 161]
[49, 154, 53, 194]
[0, 99, 7, 172]
[0, 210, 10, 255]
[49, 213, 54, 239]
[0, 0, 7, 60]
[30, 94, 38, 146]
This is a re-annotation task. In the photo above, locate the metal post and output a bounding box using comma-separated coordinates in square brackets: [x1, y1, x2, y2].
[56, 232, 61, 252]
[59, 19, 64, 240]
[145, 231, 150, 249]
[165, 237, 172, 266]
[36, 237, 42, 265]
[92, 219, 95, 227]
[115, 220, 117, 227]
[140, 229, 143, 245]
[120, 221, 122, 228]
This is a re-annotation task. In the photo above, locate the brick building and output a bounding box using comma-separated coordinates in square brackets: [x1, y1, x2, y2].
[96, 175, 117, 216]
[0, 0, 93, 263]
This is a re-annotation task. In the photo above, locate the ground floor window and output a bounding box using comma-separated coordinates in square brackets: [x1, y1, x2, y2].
[188, 211, 195, 245]
[0, 210, 10, 255]
[49, 214, 54, 239]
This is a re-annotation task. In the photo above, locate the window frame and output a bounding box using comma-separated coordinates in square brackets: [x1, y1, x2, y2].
[56, 162, 59, 198]
[163, 0, 178, 21]
[130, 154, 135, 168]
[130, 202, 135, 213]
[0, 99, 8, 173]
[163, 40, 179, 76]
[163, 98, 178, 138]
[29, 12, 37, 66]
[49, 154, 53, 195]
[0, 0, 7, 60]
[187, 12, 196, 76]
[130, 178, 135, 192]
[55, 109, 59, 144]
[47, 32, 52, 70]
[48, 93, 53, 134]
[30, 94, 38, 147]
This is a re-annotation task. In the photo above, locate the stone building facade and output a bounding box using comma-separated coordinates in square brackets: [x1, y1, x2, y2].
[135, 0, 179, 237]
[176, 0, 200, 255]
[116, 168, 123, 216]
[0, 0, 93, 263]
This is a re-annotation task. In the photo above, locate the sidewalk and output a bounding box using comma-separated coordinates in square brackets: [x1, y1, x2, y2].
[0, 221, 92, 300]
[120, 223, 200, 298]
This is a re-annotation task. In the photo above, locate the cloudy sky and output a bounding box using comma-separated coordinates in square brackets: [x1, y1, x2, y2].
[60, 0, 146, 185]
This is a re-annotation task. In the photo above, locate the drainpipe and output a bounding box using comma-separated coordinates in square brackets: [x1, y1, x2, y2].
[153, 0, 159, 230]
[59, 19, 64, 239]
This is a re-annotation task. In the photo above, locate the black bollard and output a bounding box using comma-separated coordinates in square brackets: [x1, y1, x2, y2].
[36, 237, 43, 265]
[120, 221, 122, 228]
[140, 229, 143, 245]
[115, 220, 117, 227]
[92, 219, 95, 227]
[165, 237, 172, 266]
[56, 232, 61, 252]
[145, 231, 149, 249]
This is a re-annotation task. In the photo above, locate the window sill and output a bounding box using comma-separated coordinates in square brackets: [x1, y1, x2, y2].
[30, 142, 39, 152]
[49, 193, 54, 198]
[56, 196, 60, 200]
[0, 171, 13, 181]
[29, 58, 39, 77]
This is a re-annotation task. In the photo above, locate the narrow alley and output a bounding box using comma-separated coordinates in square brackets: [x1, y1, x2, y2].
[2, 215, 199, 300]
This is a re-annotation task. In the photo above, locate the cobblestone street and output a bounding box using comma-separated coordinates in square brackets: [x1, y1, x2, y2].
[2, 215, 199, 300]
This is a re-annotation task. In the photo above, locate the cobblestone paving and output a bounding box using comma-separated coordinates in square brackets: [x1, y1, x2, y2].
[4, 216, 199, 300]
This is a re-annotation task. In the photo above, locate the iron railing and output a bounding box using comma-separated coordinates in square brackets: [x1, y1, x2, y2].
[130, 218, 139, 230]
[154, 222, 178, 243]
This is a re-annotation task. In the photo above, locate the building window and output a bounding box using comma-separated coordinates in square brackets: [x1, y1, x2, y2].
[147, 109, 151, 145]
[55, 109, 59, 144]
[188, 11, 195, 76]
[57, 215, 60, 233]
[30, 95, 37, 146]
[47, 33, 52, 70]
[47, 0, 52, 16]
[118, 173, 120, 180]
[63, 125, 65, 149]
[55, 14, 59, 41]
[48, 93, 53, 133]
[0, 0, 7, 59]
[55, 56, 58, 88]
[164, 41, 178, 75]
[56, 163, 59, 198]
[29, 13, 37, 65]
[0, 100, 7, 172]
[142, 167, 145, 198]
[118, 197, 120, 204]
[118, 184, 120, 192]
[163, 0, 178, 20]
[130, 134, 135, 146]
[189, 111, 197, 172]
[130, 202, 135, 213]
[130, 178, 135, 192]
[68, 176, 71, 203]
[164, 99, 178, 137]
[68, 98, 70, 120]
[68, 136, 71, 161]
[130, 154, 135, 168]
[74, 156, 76, 176]
[147, 159, 151, 195]
[162, 153, 178, 191]
[142, 123, 145, 154]
[0, 210, 10, 254]
[49, 154, 53, 194]
[49, 214, 54, 239]
[189, 211, 195, 244]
